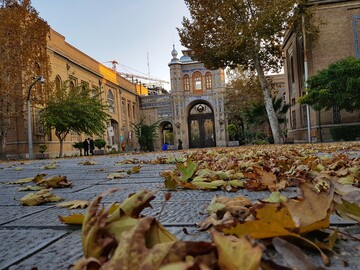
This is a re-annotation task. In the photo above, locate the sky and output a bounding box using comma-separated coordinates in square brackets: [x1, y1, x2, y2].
[31, 0, 190, 90]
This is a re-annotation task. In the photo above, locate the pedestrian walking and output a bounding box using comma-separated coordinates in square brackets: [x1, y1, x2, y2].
[178, 139, 183, 150]
[89, 138, 95, 155]
[83, 138, 89, 156]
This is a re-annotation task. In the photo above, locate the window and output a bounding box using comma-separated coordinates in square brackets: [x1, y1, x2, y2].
[127, 102, 131, 118]
[290, 55, 295, 84]
[132, 104, 136, 119]
[107, 90, 115, 113]
[301, 105, 308, 128]
[69, 76, 77, 90]
[122, 99, 126, 119]
[333, 106, 341, 124]
[183, 74, 190, 91]
[354, 15, 360, 58]
[55, 75, 62, 90]
[192, 71, 203, 93]
[291, 110, 296, 129]
[69, 80, 75, 90]
[34, 109, 44, 135]
[205, 72, 212, 89]
[80, 81, 89, 90]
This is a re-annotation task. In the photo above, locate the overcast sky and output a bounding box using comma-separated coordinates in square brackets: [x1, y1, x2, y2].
[31, 0, 190, 89]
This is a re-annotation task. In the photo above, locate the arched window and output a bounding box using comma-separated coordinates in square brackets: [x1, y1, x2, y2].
[55, 75, 62, 90]
[192, 71, 203, 94]
[183, 74, 190, 91]
[69, 80, 75, 90]
[205, 72, 212, 90]
[107, 90, 115, 113]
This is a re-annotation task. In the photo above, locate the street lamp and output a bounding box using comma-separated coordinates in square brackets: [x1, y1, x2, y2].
[27, 76, 45, 159]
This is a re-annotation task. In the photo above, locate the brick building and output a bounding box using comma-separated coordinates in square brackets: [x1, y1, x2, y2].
[283, 0, 360, 142]
[6, 29, 139, 159]
[140, 47, 227, 150]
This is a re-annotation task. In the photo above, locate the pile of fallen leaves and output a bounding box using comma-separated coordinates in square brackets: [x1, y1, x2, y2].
[5, 173, 72, 206]
[68, 142, 359, 269]
[161, 144, 359, 192]
[70, 183, 359, 269]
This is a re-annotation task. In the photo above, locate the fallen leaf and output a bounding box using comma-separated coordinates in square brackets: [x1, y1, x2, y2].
[263, 191, 287, 203]
[106, 173, 126, 179]
[57, 200, 89, 209]
[18, 185, 45, 191]
[36, 175, 72, 188]
[213, 231, 262, 270]
[217, 202, 298, 239]
[58, 213, 85, 225]
[272, 237, 326, 270]
[20, 189, 64, 206]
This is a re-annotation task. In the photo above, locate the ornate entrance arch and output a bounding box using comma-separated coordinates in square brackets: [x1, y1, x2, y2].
[188, 103, 216, 148]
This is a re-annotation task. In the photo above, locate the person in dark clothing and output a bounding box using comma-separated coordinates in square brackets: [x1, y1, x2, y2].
[89, 138, 95, 155]
[83, 139, 89, 156]
[178, 139, 183, 150]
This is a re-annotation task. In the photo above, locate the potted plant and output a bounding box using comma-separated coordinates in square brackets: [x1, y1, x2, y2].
[94, 139, 107, 155]
[73, 142, 84, 156]
[36, 144, 48, 159]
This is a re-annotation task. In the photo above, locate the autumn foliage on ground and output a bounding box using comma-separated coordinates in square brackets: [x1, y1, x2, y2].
[66, 142, 359, 269]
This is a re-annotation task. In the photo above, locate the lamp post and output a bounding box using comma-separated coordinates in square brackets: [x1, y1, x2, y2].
[27, 76, 45, 159]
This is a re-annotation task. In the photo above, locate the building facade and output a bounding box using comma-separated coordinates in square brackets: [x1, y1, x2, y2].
[283, 0, 360, 142]
[6, 29, 140, 159]
[140, 47, 227, 150]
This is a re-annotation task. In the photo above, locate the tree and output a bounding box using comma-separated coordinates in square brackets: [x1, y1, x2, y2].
[131, 118, 159, 152]
[178, 0, 304, 144]
[0, 0, 50, 159]
[40, 82, 109, 158]
[299, 57, 360, 112]
[225, 68, 263, 141]
[245, 96, 290, 142]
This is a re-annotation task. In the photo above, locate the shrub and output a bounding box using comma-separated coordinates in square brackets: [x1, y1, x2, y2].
[330, 125, 360, 141]
[39, 144, 47, 153]
[94, 138, 106, 149]
[73, 142, 83, 156]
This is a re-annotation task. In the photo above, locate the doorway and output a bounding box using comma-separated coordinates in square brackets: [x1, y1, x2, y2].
[188, 103, 215, 148]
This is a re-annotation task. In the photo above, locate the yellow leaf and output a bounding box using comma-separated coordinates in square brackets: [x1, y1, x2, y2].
[213, 231, 262, 270]
[58, 213, 84, 225]
[57, 200, 89, 209]
[6, 177, 34, 185]
[218, 203, 297, 239]
[192, 180, 226, 189]
[20, 189, 64, 206]
[263, 191, 287, 203]
[106, 172, 126, 179]
[36, 175, 72, 188]
[18, 185, 45, 191]
[41, 162, 58, 169]
[79, 160, 98, 165]
[285, 181, 334, 233]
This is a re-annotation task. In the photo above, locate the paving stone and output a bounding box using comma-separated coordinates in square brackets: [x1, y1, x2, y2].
[0, 206, 53, 225]
[7, 230, 82, 270]
[143, 201, 209, 226]
[5, 206, 86, 228]
[0, 228, 67, 270]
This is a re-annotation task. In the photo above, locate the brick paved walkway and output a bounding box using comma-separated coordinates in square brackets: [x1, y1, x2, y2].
[0, 151, 359, 269]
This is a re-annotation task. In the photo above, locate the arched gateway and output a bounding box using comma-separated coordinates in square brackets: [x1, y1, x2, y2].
[188, 102, 216, 148]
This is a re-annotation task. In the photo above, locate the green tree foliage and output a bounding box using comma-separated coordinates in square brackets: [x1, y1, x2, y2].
[245, 96, 290, 133]
[178, 0, 304, 144]
[299, 57, 360, 112]
[0, 0, 50, 159]
[225, 69, 263, 140]
[131, 118, 159, 152]
[40, 82, 109, 157]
